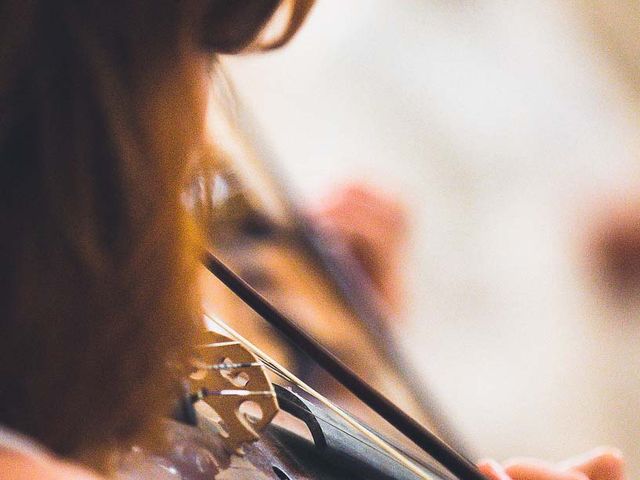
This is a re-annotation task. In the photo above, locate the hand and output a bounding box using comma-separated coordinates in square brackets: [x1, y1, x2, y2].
[478, 448, 625, 480]
[308, 183, 409, 315]
[583, 191, 640, 295]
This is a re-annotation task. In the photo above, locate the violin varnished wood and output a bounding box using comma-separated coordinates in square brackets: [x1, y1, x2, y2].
[189, 329, 279, 453]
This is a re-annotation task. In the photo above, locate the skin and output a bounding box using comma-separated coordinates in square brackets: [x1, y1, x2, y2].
[308, 182, 409, 316]
[583, 190, 640, 296]
[0, 451, 102, 480]
[479, 448, 626, 480]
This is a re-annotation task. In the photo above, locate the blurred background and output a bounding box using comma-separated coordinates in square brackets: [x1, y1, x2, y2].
[221, 1, 640, 477]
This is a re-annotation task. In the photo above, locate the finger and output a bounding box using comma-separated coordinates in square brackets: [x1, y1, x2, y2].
[559, 448, 625, 480]
[313, 202, 401, 235]
[333, 183, 388, 207]
[315, 183, 407, 230]
[312, 208, 392, 249]
[504, 460, 588, 480]
[310, 211, 367, 247]
[478, 459, 512, 480]
[313, 195, 407, 241]
[307, 183, 377, 215]
[335, 189, 406, 229]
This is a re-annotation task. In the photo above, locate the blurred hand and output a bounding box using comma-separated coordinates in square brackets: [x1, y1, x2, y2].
[308, 183, 409, 315]
[584, 191, 640, 296]
[478, 448, 625, 480]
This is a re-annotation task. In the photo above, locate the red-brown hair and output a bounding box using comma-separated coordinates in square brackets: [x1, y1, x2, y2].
[0, 0, 312, 470]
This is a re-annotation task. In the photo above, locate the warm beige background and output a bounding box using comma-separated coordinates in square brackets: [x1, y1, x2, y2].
[224, 1, 640, 476]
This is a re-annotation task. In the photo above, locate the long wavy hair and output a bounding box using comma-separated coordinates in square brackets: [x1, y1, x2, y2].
[0, 0, 312, 471]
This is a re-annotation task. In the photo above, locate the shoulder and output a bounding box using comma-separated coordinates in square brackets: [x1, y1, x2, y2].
[0, 450, 103, 480]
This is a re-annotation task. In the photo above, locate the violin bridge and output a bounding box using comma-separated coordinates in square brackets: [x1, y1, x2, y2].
[188, 329, 279, 454]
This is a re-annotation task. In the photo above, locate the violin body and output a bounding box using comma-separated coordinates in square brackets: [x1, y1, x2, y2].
[114, 324, 449, 480]
[118, 385, 450, 480]
[175, 93, 485, 480]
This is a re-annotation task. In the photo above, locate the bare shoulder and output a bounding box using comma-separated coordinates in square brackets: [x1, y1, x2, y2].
[0, 450, 103, 480]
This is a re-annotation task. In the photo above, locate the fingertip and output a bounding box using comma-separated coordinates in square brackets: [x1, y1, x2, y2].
[505, 462, 589, 480]
[478, 459, 511, 480]
[565, 446, 626, 480]
[592, 445, 624, 463]
[503, 457, 551, 470]
[595, 446, 625, 473]
[342, 182, 373, 197]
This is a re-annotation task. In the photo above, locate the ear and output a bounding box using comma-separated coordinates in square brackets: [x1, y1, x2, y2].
[200, 0, 281, 53]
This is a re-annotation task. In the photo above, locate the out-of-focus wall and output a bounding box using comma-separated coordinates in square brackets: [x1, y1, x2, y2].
[224, 0, 640, 476]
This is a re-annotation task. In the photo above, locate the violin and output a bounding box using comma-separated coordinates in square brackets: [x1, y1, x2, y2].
[117, 251, 485, 480]
[115, 72, 491, 479]
[192, 71, 467, 448]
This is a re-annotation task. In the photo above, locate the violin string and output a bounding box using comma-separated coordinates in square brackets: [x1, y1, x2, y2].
[195, 369, 450, 479]
[204, 313, 436, 480]
[238, 352, 452, 479]
[268, 387, 454, 480]
[196, 326, 452, 478]
[204, 252, 486, 480]
[194, 345, 405, 460]
[192, 388, 275, 401]
[196, 361, 262, 370]
[205, 340, 242, 348]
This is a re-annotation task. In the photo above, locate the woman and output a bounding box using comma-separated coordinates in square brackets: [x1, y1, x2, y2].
[0, 0, 625, 478]
[0, 0, 310, 477]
